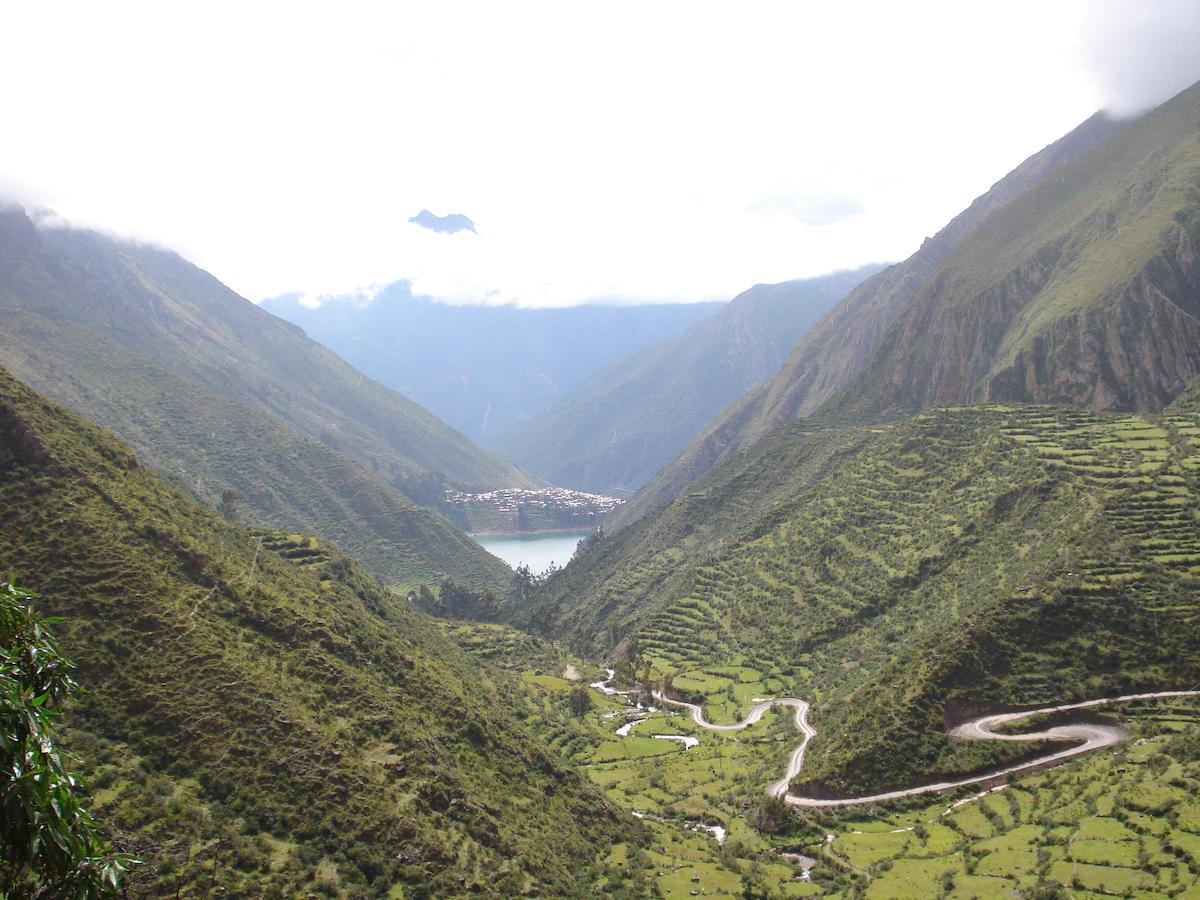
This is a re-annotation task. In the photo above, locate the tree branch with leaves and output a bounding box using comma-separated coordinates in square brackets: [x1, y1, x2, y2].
[0, 582, 132, 898]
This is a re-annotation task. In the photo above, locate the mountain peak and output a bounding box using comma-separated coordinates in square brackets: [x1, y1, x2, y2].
[409, 209, 477, 234]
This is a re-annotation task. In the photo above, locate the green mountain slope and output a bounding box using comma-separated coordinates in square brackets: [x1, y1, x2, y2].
[518, 415, 874, 642]
[840, 78, 1200, 417]
[0, 206, 535, 503]
[0, 309, 509, 591]
[495, 265, 882, 495]
[612, 110, 1126, 527]
[533, 398, 1200, 795]
[0, 365, 642, 897]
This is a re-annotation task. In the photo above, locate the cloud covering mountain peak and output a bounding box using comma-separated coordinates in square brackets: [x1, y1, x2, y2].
[409, 209, 477, 234]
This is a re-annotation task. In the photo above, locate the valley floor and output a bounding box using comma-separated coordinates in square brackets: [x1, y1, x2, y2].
[496, 650, 1200, 898]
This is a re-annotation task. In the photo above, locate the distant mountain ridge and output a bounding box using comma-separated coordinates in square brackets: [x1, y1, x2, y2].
[495, 264, 883, 494]
[263, 284, 722, 445]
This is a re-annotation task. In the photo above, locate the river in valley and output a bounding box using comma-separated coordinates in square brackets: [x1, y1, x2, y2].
[471, 530, 591, 575]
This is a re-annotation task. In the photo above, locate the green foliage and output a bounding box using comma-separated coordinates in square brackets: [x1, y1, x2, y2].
[433, 619, 567, 674]
[525, 415, 869, 648]
[0, 583, 130, 898]
[568, 685, 593, 716]
[752, 795, 791, 835]
[0, 366, 641, 896]
[216, 488, 240, 522]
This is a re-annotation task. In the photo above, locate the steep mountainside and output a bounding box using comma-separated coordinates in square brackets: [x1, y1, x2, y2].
[495, 265, 882, 495]
[514, 414, 873, 639]
[0, 314, 509, 590]
[839, 78, 1200, 417]
[531, 396, 1200, 795]
[0, 366, 643, 897]
[0, 206, 535, 502]
[613, 110, 1126, 526]
[264, 284, 721, 445]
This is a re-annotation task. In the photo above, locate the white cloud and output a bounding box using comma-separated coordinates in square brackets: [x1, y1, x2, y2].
[748, 193, 866, 227]
[1, 1, 1190, 307]
[1078, 0, 1200, 117]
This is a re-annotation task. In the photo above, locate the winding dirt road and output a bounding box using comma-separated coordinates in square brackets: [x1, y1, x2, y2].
[650, 687, 1200, 807]
[652, 692, 815, 798]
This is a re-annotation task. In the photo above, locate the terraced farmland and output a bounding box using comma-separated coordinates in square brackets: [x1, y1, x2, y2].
[522, 663, 1200, 896]
[820, 699, 1200, 898]
[600, 400, 1200, 795]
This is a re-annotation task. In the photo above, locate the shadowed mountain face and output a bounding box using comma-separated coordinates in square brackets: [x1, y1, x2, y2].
[263, 284, 722, 445]
[612, 108, 1130, 527]
[838, 82, 1200, 418]
[0, 206, 522, 589]
[0, 365, 641, 896]
[495, 265, 884, 495]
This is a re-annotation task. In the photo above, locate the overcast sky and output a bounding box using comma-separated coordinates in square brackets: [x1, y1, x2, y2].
[4, 1, 1200, 308]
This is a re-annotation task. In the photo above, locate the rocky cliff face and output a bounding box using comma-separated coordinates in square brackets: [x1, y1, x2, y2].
[988, 221, 1200, 410]
[751, 110, 1126, 428]
[839, 78, 1200, 420]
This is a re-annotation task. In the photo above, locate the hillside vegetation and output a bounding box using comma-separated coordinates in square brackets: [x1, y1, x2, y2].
[0, 309, 509, 592]
[0, 365, 644, 897]
[612, 110, 1128, 527]
[816, 700, 1200, 896]
[0, 207, 525, 589]
[531, 395, 1200, 796]
[496, 266, 881, 495]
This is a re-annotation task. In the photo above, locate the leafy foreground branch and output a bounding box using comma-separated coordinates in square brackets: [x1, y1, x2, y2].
[0, 582, 132, 898]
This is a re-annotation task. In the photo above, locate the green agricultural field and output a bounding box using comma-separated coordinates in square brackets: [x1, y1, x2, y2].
[816, 699, 1200, 897]
[539, 399, 1200, 800]
[517, 659, 1200, 897]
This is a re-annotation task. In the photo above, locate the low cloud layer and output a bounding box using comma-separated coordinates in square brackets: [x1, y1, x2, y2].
[748, 193, 866, 227]
[4, 3, 1198, 308]
[1081, 0, 1200, 117]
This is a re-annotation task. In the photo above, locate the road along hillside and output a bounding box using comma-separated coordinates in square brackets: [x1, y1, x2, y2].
[651, 689, 1200, 807]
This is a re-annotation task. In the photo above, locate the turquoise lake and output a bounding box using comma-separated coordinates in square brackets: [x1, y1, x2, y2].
[470, 530, 591, 575]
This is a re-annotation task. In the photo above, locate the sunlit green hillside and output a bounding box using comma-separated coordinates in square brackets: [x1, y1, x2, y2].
[0, 365, 641, 897]
[532, 396, 1200, 798]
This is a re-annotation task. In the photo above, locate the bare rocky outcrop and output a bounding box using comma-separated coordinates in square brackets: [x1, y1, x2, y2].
[988, 224, 1200, 410]
[848, 214, 1200, 417]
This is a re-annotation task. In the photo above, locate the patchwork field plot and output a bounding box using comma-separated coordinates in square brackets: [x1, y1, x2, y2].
[608, 402, 1200, 796]
[818, 699, 1200, 898]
